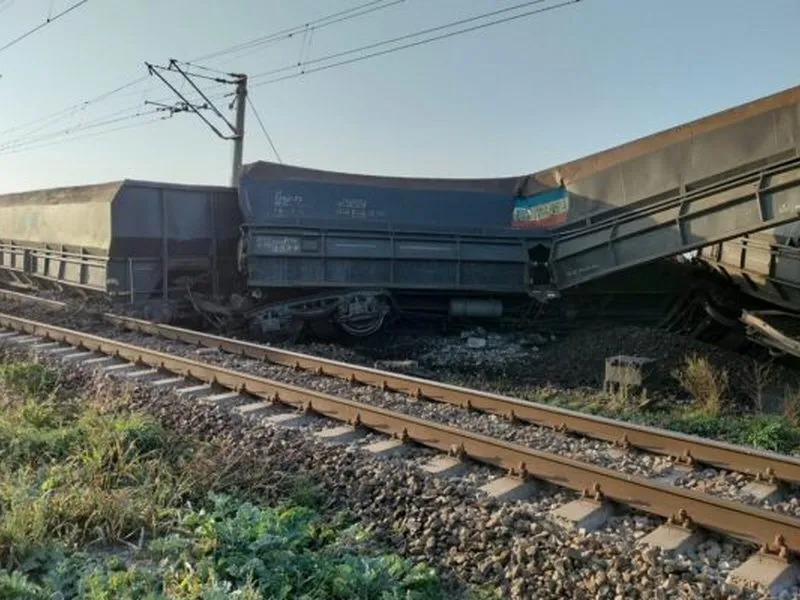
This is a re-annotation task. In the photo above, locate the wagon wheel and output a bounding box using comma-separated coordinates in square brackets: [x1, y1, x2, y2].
[338, 311, 388, 337]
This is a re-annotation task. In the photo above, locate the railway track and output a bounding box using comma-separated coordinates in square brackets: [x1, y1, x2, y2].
[3, 288, 800, 487]
[2, 311, 800, 588]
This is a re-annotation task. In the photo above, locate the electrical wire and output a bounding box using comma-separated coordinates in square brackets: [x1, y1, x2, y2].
[0, 114, 167, 157]
[0, 1, 400, 146]
[249, 0, 570, 84]
[246, 95, 281, 163]
[194, 0, 402, 63]
[0, 77, 145, 136]
[0, 77, 147, 137]
[0, 0, 581, 158]
[0, 85, 231, 154]
[176, 61, 237, 77]
[0, 76, 228, 142]
[0, 0, 89, 55]
[1, 0, 392, 148]
[250, 0, 579, 89]
[0, 109, 163, 153]
[0, 82, 228, 150]
[209, 0, 405, 68]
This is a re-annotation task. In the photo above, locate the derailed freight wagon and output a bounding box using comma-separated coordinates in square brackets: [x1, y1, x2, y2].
[0, 180, 241, 320]
[528, 83, 800, 351]
[6, 84, 799, 342]
[536, 83, 800, 293]
[220, 161, 556, 337]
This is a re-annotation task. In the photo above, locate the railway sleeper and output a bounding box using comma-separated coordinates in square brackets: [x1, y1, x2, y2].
[18, 307, 800, 495]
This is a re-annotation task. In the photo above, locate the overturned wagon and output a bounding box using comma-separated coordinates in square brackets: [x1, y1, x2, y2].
[0, 180, 241, 320]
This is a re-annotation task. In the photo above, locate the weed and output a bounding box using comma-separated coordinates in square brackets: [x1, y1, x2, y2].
[469, 584, 500, 599]
[0, 410, 84, 469]
[286, 473, 326, 509]
[0, 361, 59, 399]
[525, 385, 559, 403]
[742, 416, 799, 454]
[1, 494, 446, 599]
[0, 570, 45, 600]
[178, 438, 276, 504]
[0, 395, 188, 569]
[672, 354, 728, 414]
[662, 408, 738, 440]
[783, 386, 800, 427]
[743, 359, 774, 412]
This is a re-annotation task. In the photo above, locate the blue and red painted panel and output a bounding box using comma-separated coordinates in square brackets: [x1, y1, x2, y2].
[512, 187, 569, 228]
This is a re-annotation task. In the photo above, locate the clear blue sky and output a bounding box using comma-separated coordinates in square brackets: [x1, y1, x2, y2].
[0, 0, 798, 193]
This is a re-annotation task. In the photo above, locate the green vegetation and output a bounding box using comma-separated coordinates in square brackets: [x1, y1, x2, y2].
[671, 354, 728, 415]
[0, 361, 60, 398]
[0, 359, 447, 600]
[445, 355, 800, 455]
[539, 394, 800, 454]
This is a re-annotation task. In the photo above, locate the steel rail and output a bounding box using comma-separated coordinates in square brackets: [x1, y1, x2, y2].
[1, 311, 800, 554]
[1, 287, 799, 487]
[102, 313, 800, 486]
[0, 289, 67, 309]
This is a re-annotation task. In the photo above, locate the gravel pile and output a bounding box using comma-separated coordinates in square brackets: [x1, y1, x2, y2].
[523, 325, 800, 402]
[414, 328, 545, 372]
[1, 341, 783, 599]
[280, 323, 800, 406]
[7, 295, 800, 402]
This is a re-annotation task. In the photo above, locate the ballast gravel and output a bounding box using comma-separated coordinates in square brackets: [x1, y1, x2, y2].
[3, 297, 800, 516]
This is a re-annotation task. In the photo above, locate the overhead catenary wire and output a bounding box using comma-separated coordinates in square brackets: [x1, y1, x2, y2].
[0, 109, 164, 153]
[0, 0, 582, 158]
[0, 0, 402, 147]
[0, 114, 168, 157]
[246, 95, 282, 164]
[249, 0, 578, 87]
[0, 84, 230, 152]
[0, 87, 232, 154]
[194, 0, 403, 63]
[0, 84, 232, 154]
[208, 0, 405, 68]
[0, 76, 148, 137]
[0, 0, 89, 55]
[0, 75, 226, 144]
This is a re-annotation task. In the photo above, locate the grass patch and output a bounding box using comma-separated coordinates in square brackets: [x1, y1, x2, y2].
[0, 361, 60, 398]
[0, 360, 449, 599]
[538, 394, 800, 454]
[444, 357, 800, 454]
